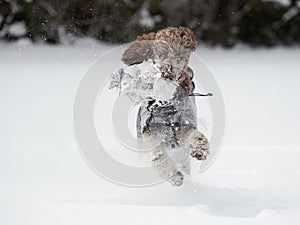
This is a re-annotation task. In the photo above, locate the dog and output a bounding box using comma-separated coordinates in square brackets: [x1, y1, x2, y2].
[110, 27, 209, 186]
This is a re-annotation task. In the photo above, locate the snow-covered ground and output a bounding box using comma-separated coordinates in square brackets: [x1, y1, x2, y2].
[1, 41, 300, 224]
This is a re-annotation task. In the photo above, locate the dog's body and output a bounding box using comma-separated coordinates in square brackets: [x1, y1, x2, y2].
[110, 27, 209, 186]
[136, 92, 203, 186]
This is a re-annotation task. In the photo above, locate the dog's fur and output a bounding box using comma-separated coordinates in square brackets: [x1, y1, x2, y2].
[122, 27, 209, 186]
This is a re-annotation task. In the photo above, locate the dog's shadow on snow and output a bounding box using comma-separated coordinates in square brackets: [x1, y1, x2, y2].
[108, 181, 288, 218]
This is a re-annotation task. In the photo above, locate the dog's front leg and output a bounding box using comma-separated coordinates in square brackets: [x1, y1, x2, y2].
[177, 127, 209, 160]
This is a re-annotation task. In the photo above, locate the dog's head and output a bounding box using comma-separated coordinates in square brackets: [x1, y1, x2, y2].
[155, 26, 197, 52]
[121, 27, 197, 93]
[122, 27, 197, 66]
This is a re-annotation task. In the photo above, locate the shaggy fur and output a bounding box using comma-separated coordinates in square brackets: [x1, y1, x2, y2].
[122, 26, 197, 93]
[121, 27, 209, 186]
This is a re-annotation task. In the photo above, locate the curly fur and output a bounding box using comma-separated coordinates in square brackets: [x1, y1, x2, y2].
[121, 40, 153, 66]
[120, 27, 209, 186]
[121, 27, 197, 94]
[155, 26, 197, 51]
[136, 32, 156, 41]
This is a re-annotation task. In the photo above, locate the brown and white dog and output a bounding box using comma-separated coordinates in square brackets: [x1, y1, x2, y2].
[111, 27, 209, 186]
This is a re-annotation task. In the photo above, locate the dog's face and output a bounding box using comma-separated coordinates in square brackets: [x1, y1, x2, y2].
[155, 26, 197, 52]
[152, 41, 191, 81]
[154, 26, 197, 81]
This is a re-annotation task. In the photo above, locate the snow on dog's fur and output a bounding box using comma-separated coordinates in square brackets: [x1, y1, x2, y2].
[110, 27, 209, 186]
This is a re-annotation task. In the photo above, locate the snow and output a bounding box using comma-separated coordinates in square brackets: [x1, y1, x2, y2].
[282, 6, 299, 21]
[1, 41, 300, 224]
[263, 0, 291, 6]
[8, 22, 27, 37]
[139, 7, 162, 29]
[139, 7, 156, 29]
[109, 61, 179, 102]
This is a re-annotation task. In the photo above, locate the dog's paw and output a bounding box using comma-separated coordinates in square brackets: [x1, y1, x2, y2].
[168, 171, 184, 186]
[186, 130, 209, 160]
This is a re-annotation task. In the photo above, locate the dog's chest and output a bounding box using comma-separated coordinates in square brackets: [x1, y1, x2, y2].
[137, 96, 198, 147]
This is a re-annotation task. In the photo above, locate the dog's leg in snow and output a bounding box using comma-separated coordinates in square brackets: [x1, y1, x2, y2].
[177, 127, 209, 160]
[151, 145, 184, 186]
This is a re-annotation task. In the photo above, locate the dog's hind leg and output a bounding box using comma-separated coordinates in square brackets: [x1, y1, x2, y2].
[151, 145, 184, 186]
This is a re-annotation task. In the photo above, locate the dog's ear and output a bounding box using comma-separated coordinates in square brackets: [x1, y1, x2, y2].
[136, 32, 156, 41]
[121, 40, 153, 66]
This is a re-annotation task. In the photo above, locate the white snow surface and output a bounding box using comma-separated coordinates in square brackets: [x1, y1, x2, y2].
[1, 41, 300, 225]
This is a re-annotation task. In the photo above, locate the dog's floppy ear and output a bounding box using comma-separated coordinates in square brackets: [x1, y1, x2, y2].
[121, 32, 156, 66]
[121, 40, 153, 66]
